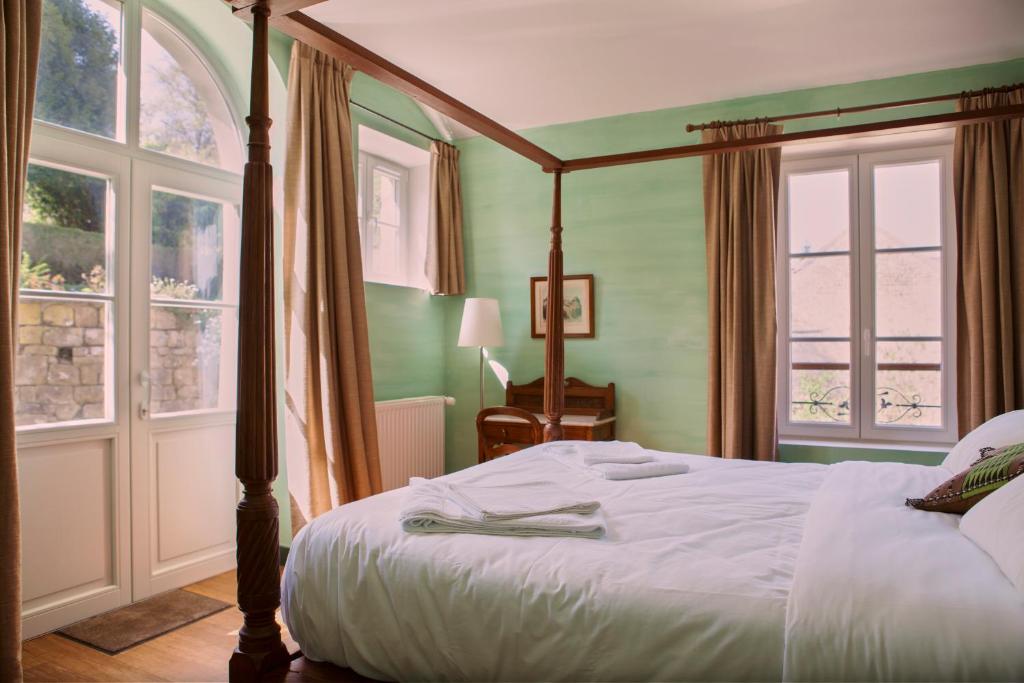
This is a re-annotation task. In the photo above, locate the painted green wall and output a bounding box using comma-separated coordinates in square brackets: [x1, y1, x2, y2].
[443, 58, 1024, 473]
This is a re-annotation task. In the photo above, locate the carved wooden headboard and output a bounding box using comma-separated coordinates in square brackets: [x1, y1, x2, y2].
[505, 377, 615, 420]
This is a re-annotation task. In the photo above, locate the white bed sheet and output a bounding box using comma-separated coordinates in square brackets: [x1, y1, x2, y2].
[281, 443, 1024, 682]
[282, 443, 826, 681]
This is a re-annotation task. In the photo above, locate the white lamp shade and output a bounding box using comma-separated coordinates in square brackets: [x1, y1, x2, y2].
[458, 298, 504, 347]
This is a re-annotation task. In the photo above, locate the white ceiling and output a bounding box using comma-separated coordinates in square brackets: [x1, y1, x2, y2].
[306, 0, 1024, 137]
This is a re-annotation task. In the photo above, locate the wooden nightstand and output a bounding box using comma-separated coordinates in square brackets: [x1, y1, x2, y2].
[477, 377, 616, 463]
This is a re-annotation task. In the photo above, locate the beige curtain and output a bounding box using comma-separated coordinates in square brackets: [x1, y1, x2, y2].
[954, 86, 1024, 437]
[426, 140, 465, 295]
[1, 2, 41, 679]
[702, 122, 782, 460]
[283, 43, 381, 535]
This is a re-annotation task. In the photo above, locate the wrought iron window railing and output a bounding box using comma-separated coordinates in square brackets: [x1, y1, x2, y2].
[791, 361, 941, 424]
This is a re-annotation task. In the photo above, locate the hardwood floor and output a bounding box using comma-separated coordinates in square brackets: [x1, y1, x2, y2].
[23, 570, 371, 682]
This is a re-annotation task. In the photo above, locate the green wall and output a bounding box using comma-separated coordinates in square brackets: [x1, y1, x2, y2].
[443, 58, 1024, 473]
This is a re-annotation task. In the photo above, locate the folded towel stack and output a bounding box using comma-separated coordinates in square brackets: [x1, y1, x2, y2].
[573, 442, 690, 480]
[400, 477, 605, 539]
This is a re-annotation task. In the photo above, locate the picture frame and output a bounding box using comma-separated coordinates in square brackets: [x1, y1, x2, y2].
[530, 274, 595, 339]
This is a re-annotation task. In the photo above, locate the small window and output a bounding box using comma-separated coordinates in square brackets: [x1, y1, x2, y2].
[778, 145, 956, 445]
[35, 0, 124, 140]
[356, 126, 430, 289]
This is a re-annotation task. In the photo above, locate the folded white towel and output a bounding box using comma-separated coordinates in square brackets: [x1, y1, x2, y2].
[446, 480, 600, 520]
[578, 441, 655, 466]
[589, 459, 690, 480]
[400, 478, 605, 539]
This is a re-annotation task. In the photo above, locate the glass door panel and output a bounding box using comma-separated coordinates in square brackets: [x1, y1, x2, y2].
[148, 188, 239, 416]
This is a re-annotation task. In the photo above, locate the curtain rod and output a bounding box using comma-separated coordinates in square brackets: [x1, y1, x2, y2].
[350, 100, 444, 144]
[685, 82, 1024, 132]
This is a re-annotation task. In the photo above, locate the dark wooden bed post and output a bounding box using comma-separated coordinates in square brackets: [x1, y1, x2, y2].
[229, 1, 290, 680]
[543, 170, 565, 441]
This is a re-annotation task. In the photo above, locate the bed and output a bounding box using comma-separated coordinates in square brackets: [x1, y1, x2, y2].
[281, 441, 1024, 682]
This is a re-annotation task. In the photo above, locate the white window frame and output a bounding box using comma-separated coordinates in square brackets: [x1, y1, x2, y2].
[357, 150, 410, 287]
[777, 144, 957, 446]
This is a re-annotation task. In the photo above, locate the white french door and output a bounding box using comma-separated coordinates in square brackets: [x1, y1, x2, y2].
[128, 160, 241, 599]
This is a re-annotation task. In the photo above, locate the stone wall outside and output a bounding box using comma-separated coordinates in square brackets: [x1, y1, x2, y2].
[15, 299, 215, 426]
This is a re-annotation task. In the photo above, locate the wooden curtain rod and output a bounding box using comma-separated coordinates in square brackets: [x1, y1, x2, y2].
[684, 83, 1024, 132]
[562, 103, 1024, 172]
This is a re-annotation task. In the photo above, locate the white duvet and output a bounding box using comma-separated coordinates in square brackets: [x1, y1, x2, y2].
[281, 443, 1024, 682]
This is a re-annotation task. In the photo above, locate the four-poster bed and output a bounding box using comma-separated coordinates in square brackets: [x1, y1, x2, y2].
[225, 1, 1024, 680]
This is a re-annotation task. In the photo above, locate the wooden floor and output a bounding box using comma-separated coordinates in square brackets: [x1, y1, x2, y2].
[23, 570, 370, 682]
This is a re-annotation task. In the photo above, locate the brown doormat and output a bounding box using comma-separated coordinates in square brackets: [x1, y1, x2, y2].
[57, 589, 232, 654]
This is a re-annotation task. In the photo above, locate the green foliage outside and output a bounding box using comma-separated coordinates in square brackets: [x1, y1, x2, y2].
[35, 0, 118, 137]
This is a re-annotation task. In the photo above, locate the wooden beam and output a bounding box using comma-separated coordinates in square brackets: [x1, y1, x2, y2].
[542, 171, 565, 442]
[562, 104, 1024, 172]
[228, 2, 291, 681]
[267, 11, 564, 171]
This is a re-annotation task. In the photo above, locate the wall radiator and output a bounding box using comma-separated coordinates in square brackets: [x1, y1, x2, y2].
[376, 395, 454, 491]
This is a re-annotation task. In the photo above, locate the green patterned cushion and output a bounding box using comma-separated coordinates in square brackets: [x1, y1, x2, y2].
[907, 442, 1024, 514]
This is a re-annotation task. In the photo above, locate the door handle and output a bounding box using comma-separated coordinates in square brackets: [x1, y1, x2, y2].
[138, 369, 150, 419]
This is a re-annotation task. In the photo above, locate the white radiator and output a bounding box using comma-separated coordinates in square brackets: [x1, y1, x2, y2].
[375, 395, 453, 491]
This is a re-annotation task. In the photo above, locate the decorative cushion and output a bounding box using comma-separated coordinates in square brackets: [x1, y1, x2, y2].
[908, 442, 1024, 514]
[960, 473, 1024, 592]
[942, 409, 1024, 473]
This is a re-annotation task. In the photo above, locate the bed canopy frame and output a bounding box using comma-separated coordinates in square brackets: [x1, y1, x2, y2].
[224, 1, 1024, 679]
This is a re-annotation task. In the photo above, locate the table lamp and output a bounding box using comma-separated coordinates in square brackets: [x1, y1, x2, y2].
[458, 298, 504, 411]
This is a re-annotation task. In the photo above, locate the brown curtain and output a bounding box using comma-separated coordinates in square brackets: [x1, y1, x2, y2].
[954, 86, 1024, 436]
[425, 140, 465, 295]
[283, 42, 381, 536]
[702, 122, 782, 460]
[1, 2, 41, 680]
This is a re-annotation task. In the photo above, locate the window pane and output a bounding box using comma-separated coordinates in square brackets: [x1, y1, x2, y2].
[151, 190, 231, 302]
[35, 0, 123, 139]
[790, 254, 850, 338]
[876, 251, 941, 337]
[874, 161, 941, 249]
[16, 298, 109, 426]
[372, 169, 401, 225]
[22, 163, 109, 293]
[786, 344, 851, 423]
[370, 222, 401, 278]
[787, 170, 849, 254]
[140, 10, 242, 170]
[875, 340, 942, 427]
[790, 341, 851, 424]
[150, 306, 236, 415]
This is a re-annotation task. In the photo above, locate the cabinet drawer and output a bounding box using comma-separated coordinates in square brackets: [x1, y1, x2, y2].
[481, 421, 537, 445]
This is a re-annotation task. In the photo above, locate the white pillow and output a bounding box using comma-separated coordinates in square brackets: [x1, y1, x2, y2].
[960, 472, 1024, 591]
[942, 409, 1024, 472]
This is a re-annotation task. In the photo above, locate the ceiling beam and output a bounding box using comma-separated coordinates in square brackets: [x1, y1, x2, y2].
[561, 104, 1024, 172]
[229, 5, 564, 170]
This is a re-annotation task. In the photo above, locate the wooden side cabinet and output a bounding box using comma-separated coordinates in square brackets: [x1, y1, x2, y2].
[477, 377, 616, 463]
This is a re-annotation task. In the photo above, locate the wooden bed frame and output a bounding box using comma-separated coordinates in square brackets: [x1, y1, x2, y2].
[223, 1, 1024, 679]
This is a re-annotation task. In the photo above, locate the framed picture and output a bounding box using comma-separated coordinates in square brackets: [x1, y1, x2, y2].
[530, 274, 595, 339]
